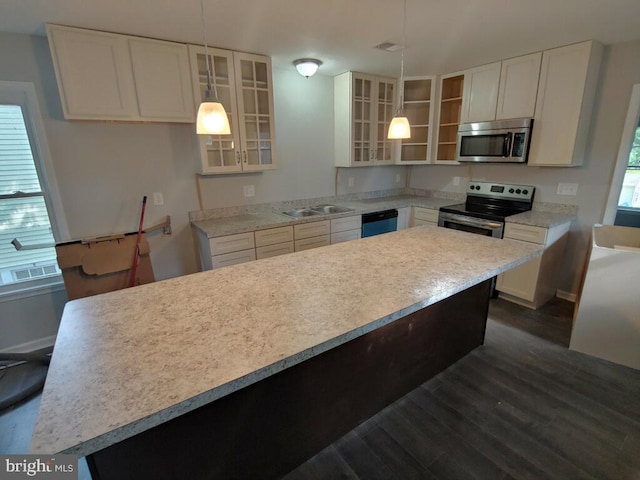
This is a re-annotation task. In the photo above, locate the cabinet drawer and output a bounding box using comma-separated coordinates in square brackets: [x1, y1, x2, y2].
[413, 218, 436, 226]
[294, 220, 331, 240]
[211, 249, 256, 269]
[331, 215, 362, 234]
[412, 207, 439, 223]
[256, 242, 294, 260]
[254, 226, 294, 247]
[294, 235, 330, 252]
[504, 223, 547, 244]
[331, 229, 361, 244]
[209, 232, 255, 255]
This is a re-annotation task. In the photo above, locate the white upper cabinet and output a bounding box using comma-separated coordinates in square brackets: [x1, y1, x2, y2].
[335, 72, 397, 167]
[461, 62, 501, 124]
[460, 53, 541, 124]
[128, 38, 194, 122]
[528, 41, 603, 167]
[46, 24, 194, 123]
[46, 24, 137, 120]
[495, 52, 542, 120]
[189, 46, 276, 174]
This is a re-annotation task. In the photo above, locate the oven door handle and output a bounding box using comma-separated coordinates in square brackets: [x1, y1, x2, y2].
[445, 218, 503, 230]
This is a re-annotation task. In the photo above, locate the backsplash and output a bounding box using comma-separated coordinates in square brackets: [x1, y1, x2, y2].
[189, 187, 574, 222]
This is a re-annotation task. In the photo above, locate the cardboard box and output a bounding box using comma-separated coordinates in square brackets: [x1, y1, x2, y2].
[56, 233, 155, 300]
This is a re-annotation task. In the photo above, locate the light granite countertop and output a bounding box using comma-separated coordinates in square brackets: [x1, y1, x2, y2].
[191, 194, 575, 238]
[31, 226, 541, 457]
[191, 195, 460, 238]
[507, 210, 575, 228]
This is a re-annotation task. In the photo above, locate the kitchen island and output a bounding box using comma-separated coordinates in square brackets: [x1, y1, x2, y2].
[30, 226, 541, 479]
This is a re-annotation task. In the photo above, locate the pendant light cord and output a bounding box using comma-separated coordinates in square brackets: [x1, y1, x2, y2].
[200, 0, 214, 99]
[399, 0, 407, 113]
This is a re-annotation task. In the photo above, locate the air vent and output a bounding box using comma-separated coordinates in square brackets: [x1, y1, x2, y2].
[374, 42, 402, 52]
[12, 263, 59, 281]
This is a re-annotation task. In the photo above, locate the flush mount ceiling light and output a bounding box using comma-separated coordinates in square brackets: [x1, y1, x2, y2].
[196, 0, 231, 135]
[388, 0, 411, 140]
[294, 58, 322, 78]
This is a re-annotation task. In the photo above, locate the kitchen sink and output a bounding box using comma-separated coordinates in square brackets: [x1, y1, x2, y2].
[281, 208, 322, 218]
[309, 204, 355, 214]
[281, 204, 355, 218]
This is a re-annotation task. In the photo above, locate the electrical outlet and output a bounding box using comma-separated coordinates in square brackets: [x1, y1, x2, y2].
[348, 177, 354, 187]
[453, 176, 460, 186]
[557, 182, 578, 196]
[243, 185, 255, 197]
[152, 192, 164, 206]
[395, 173, 401, 183]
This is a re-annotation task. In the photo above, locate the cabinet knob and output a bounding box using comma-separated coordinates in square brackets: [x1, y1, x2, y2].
[236, 151, 241, 164]
[243, 151, 247, 163]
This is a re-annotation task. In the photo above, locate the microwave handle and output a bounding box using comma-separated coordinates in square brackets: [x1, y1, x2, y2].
[503, 132, 513, 157]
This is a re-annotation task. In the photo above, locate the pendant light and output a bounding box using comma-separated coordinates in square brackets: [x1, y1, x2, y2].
[196, 0, 231, 135]
[387, 0, 411, 139]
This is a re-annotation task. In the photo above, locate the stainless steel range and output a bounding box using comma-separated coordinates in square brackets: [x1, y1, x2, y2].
[438, 182, 535, 238]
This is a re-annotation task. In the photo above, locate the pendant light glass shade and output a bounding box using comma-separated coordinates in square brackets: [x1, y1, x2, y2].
[196, 0, 231, 135]
[387, 0, 411, 140]
[388, 115, 411, 139]
[197, 90, 231, 134]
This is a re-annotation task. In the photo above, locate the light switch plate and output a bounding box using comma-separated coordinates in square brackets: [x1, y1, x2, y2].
[395, 173, 401, 183]
[557, 183, 578, 195]
[348, 177, 354, 187]
[243, 185, 255, 197]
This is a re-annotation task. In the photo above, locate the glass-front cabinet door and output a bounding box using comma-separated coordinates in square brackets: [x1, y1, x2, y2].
[352, 74, 374, 166]
[234, 52, 277, 172]
[334, 71, 398, 167]
[188, 45, 241, 174]
[375, 78, 396, 164]
[188, 47, 276, 174]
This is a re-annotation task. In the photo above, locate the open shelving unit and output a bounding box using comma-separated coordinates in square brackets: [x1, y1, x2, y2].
[398, 76, 435, 164]
[436, 74, 464, 163]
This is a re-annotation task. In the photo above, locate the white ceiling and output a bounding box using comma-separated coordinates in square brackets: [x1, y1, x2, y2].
[2, 0, 640, 78]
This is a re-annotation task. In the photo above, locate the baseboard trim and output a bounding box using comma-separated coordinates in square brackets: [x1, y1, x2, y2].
[556, 289, 577, 303]
[1, 335, 57, 354]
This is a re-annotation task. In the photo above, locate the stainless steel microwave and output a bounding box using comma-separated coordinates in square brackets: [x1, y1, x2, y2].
[456, 118, 533, 163]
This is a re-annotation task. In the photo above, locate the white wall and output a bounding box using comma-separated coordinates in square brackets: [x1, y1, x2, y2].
[409, 38, 640, 296]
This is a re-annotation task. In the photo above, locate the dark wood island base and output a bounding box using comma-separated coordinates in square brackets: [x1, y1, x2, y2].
[87, 280, 491, 480]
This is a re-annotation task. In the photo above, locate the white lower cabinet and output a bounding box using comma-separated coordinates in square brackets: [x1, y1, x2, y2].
[331, 229, 361, 244]
[294, 220, 331, 252]
[256, 242, 294, 260]
[211, 249, 257, 269]
[496, 221, 571, 309]
[255, 226, 294, 260]
[410, 206, 439, 226]
[330, 215, 362, 244]
[295, 236, 331, 252]
[397, 207, 410, 230]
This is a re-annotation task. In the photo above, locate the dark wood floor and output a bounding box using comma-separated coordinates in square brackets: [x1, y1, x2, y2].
[2, 297, 640, 480]
[281, 298, 640, 480]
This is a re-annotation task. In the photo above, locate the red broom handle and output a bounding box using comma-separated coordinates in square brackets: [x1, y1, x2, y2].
[129, 196, 147, 287]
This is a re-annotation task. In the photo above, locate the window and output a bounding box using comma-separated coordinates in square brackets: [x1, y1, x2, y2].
[0, 82, 68, 294]
[617, 119, 640, 209]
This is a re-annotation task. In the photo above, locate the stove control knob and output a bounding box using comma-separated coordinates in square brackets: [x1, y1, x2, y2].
[475, 185, 481, 190]
[509, 188, 515, 194]
[469, 184, 475, 190]
[523, 189, 529, 195]
[516, 189, 522, 194]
